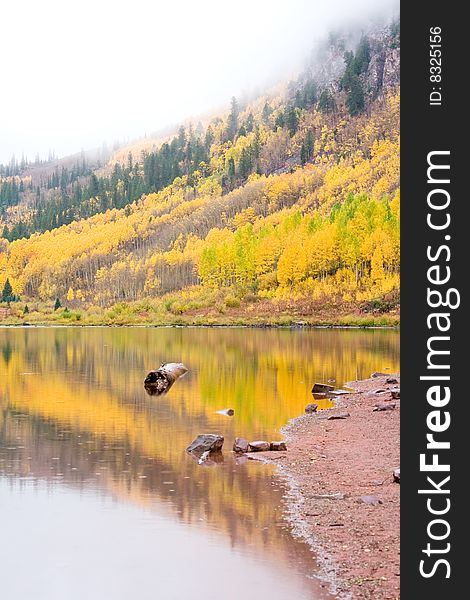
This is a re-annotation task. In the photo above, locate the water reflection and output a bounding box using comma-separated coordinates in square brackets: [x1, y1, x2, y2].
[0, 327, 399, 599]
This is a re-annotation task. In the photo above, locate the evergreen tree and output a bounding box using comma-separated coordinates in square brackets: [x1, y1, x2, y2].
[285, 105, 299, 136]
[1, 278, 13, 302]
[227, 96, 239, 141]
[318, 89, 336, 114]
[354, 35, 371, 74]
[227, 158, 236, 180]
[346, 76, 365, 116]
[262, 102, 272, 124]
[23, 304, 29, 314]
[54, 297, 62, 311]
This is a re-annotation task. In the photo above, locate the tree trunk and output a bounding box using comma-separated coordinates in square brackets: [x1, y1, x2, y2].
[144, 362, 188, 396]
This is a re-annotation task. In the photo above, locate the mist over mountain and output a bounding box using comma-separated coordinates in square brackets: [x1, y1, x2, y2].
[0, 11, 400, 326]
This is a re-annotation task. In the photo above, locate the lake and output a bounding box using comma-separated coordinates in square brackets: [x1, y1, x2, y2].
[0, 327, 399, 599]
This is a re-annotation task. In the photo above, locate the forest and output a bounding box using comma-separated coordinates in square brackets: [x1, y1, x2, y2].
[0, 22, 400, 325]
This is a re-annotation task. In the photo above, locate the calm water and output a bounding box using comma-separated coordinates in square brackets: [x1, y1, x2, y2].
[0, 327, 399, 600]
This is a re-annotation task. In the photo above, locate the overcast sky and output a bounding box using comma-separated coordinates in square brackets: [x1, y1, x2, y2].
[0, 0, 398, 163]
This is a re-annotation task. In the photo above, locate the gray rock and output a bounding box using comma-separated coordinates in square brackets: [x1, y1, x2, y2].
[358, 495, 383, 506]
[312, 382, 335, 394]
[186, 434, 224, 454]
[373, 402, 396, 412]
[305, 403, 318, 413]
[327, 412, 350, 420]
[386, 378, 398, 385]
[270, 441, 287, 451]
[371, 372, 389, 378]
[383, 48, 400, 90]
[248, 440, 271, 452]
[233, 437, 249, 453]
[391, 389, 400, 399]
[393, 468, 400, 483]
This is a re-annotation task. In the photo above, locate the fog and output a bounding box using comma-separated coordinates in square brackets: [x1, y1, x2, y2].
[0, 0, 398, 163]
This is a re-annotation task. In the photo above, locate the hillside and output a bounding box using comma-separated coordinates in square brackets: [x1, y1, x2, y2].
[0, 19, 400, 326]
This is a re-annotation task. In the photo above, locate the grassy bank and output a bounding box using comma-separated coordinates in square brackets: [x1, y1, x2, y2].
[0, 292, 399, 328]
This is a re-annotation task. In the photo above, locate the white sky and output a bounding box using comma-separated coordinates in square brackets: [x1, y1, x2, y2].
[0, 0, 398, 163]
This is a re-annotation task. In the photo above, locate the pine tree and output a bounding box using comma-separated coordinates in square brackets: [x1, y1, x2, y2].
[318, 89, 336, 113]
[285, 105, 299, 136]
[346, 76, 365, 116]
[1, 278, 13, 302]
[54, 297, 62, 311]
[262, 102, 272, 124]
[305, 130, 314, 160]
[354, 36, 371, 74]
[227, 96, 239, 141]
[228, 158, 236, 180]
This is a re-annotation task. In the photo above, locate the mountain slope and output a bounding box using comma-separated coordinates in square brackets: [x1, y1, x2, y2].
[0, 19, 400, 325]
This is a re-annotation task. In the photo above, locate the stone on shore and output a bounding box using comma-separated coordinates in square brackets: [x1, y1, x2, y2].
[233, 437, 249, 453]
[248, 440, 271, 452]
[327, 412, 350, 420]
[390, 389, 400, 399]
[186, 434, 224, 454]
[358, 495, 383, 506]
[305, 403, 318, 413]
[270, 441, 287, 451]
[312, 382, 335, 394]
[393, 468, 400, 483]
[373, 402, 396, 412]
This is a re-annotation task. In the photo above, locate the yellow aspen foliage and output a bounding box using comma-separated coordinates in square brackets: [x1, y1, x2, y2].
[371, 247, 385, 282]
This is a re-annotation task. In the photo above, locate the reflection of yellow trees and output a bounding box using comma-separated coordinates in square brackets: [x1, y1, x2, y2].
[0, 328, 399, 439]
[0, 328, 399, 559]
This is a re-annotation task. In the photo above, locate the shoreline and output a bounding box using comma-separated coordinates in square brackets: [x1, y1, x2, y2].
[0, 322, 400, 330]
[251, 374, 400, 599]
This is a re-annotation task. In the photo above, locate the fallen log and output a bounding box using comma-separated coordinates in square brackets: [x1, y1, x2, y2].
[144, 362, 188, 395]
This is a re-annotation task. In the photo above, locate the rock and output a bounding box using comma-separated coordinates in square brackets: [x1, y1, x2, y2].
[186, 434, 224, 454]
[386, 377, 398, 384]
[358, 495, 383, 506]
[371, 372, 389, 378]
[373, 402, 396, 412]
[305, 403, 318, 413]
[372, 389, 387, 394]
[217, 408, 234, 416]
[383, 47, 400, 90]
[312, 382, 335, 393]
[248, 440, 271, 452]
[391, 389, 400, 399]
[327, 412, 350, 420]
[270, 441, 287, 451]
[393, 468, 400, 483]
[233, 437, 249, 453]
[328, 389, 351, 396]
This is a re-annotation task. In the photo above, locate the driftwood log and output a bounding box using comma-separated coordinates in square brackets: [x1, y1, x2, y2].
[144, 362, 188, 396]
